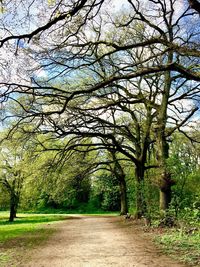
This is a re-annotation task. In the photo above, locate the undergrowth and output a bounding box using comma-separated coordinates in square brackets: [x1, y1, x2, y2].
[153, 212, 200, 267]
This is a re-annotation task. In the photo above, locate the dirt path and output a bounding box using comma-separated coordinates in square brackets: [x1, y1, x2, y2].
[21, 215, 187, 267]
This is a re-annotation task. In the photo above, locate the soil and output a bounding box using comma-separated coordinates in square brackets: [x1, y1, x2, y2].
[18, 215, 188, 267]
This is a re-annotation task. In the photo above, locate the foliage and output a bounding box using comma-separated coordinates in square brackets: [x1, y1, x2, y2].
[0, 0, 199, 227]
[90, 173, 120, 212]
[0, 188, 9, 210]
[0, 2, 199, 265]
[155, 228, 200, 266]
[0, 130, 38, 221]
[180, 198, 200, 224]
[164, 134, 200, 219]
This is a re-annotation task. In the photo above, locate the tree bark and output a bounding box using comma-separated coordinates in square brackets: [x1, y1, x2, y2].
[9, 197, 16, 222]
[9, 192, 18, 222]
[134, 164, 147, 218]
[156, 136, 174, 211]
[156, 130, 173, 211]
[13, 198, 19, 218]
[160, 188, 172, 211]
[110, 151, 129, 215]
[155, 46, 174, 213]
[119, 177, 128, 215]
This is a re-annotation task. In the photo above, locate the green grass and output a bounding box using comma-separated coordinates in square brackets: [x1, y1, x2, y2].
[23, 207, 119, 215]
[154, 228, 200, 266]
[0, 253, 10, 263]
[0, 212, 67, 243]
[0, 212, 68, 266]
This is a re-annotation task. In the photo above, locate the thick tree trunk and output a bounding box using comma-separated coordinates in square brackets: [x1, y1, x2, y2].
[160, 188, 172, 211]
[119, 178, 128, 215]
[156, 124, 175, 213]
[13, 206, 17, 218]
[156, 54, 174, 213]
[134, 164, 147, 218]
[158, 170, 175, 212]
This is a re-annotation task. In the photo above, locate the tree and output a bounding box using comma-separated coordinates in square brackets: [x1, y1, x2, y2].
[20, 134, 98, 210]
[91, 172, 121, 212]
[0, 0, 199, 218]
[0, 131, 33, 221]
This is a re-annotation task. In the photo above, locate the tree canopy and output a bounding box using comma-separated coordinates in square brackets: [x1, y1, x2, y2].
[0, 0, 199, 221]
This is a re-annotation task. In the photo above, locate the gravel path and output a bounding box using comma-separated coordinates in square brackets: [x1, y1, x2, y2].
[22, 215, 188, 267]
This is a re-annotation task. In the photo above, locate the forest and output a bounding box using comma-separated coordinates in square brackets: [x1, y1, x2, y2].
[0, 0, 199, 266]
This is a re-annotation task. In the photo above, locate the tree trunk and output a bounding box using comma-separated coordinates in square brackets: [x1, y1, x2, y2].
[160, 188, 171, 211]
[9, 200, 16, 222]
[119, 178, 128, 215]
[9, 193, 18, 222]
[158, 170, 175, 212]
[13, 206, 17, 218]
[134, 164, 147, 218]
[156, 56, 174, 213]
[156, 134, 172, 212]
[111, 151, 129, 215]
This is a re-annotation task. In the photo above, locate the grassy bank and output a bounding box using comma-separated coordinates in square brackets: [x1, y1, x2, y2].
[154, 226, 200, 266]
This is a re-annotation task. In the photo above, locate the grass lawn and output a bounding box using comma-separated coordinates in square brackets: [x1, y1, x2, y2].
[0, 212, 68, 242]
[0, 211, 68, 266]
